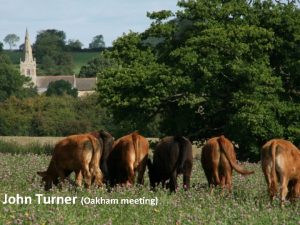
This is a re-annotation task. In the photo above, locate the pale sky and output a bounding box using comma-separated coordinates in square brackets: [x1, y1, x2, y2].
[0, 0, 178, 49]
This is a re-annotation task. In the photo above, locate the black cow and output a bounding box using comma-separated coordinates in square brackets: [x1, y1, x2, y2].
[147, 136, 193, 192]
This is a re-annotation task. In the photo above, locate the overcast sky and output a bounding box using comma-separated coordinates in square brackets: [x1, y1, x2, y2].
[0, 0, 178, 49]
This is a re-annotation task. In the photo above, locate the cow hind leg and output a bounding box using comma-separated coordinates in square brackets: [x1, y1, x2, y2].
[203, 167, 213, 188]
[57, 169, 66, 183]
[205, 169, 215, 194]
[75, 170, 83, 187]
[92, 167, 103, 187]
[216, 175, 226, 197]
[183, 174, 190, 191]
[287, 180, 296, 202]
[203, 169, 215, 194]
[169, 171, 178, 192]
[82, 165, 92, 189]
[183, 163, 192, 191]
[136, 156, 148, 185]
[56, 169, 67, 189]
[280, 176, 289, 207]
[265, 165, 278, 202]
[220, 175, 226, 189]
[225, 172, 232, 193]
[125, 163, 135, 186]
[262, 166, 274, 201]
[212, 164, 220, 186]
[270, 171, 280, 202]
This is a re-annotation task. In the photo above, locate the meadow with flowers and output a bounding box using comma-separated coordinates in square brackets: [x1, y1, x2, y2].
[0, 141, 299, 225]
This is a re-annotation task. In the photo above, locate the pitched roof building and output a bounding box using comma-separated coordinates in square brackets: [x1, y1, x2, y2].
[20, 29, 97, 96]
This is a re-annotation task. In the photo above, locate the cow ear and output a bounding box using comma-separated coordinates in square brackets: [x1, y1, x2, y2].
[37, 171, 47, 178]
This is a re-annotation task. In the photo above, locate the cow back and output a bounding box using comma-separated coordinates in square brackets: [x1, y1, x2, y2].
[53, 134, 99, 171]
[107, 132, 149, 185]
[152, 136, 192, 180]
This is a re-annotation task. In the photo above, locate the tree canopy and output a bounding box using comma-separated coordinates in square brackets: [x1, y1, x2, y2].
[0, 54, 37, 102]
[46, 79, 78, 97]
[79, 53, 113, 77]
[66, 39, 83, 51]
[97, 0, 300, 161]
[34, 29, 74, 75]
[3, 34, 20, 50]
[89, 35, 105, 50]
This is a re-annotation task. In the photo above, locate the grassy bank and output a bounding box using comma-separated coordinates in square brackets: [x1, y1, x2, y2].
[0, 153, 299, 224]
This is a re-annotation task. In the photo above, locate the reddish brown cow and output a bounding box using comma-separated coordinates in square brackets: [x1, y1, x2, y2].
[37, 134, 103, 190]
[261, 139, 300, 205]
[201, 135, 254, 192]
[107, 131, 149, 186]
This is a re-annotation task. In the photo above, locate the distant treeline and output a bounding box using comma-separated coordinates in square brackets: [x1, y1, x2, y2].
[0, 95, 118, 137]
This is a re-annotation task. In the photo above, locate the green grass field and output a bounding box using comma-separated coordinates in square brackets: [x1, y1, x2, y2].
[71, 52, 99, 74]
[3, 50, 99, 75]
[0, 150, 299, 224]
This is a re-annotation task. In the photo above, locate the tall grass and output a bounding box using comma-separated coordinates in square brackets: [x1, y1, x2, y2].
[0, 140, 53, 155]
[0, 138, 299, 224]
[0, 154, 299, 224]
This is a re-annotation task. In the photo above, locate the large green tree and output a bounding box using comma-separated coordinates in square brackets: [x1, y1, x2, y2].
[97, 0, 300, 161]
[98, 32, 191, 136]
[34, 29, 74, 75]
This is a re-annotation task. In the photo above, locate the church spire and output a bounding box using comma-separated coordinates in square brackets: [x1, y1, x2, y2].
[24, 28, 34, 62]
[20, 28, 37, 84]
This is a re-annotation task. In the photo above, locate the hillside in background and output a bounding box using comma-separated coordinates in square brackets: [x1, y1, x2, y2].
[3, 50, 99, 75]
[71, 51, 99, 74]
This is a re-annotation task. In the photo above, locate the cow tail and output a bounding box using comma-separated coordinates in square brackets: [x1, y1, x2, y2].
[89, 136, 103, 173]
[175, 136, 190, 173]
[132, 131, 140, 168]
[270, 142, 277, 196]
[217, 135, 254, 175]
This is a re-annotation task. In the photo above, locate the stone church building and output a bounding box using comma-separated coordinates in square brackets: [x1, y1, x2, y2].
[20, 29, 97, 96]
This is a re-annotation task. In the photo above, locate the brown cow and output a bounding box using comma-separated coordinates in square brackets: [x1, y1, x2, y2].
[107, 131, 149, 186]
[201, 135, 254, 192]
[261, 139, 300, 205]
[147, 136, 193, 192]
[37, 134, 103, 190]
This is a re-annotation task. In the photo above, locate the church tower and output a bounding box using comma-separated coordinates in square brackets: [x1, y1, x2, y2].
[20, 29, 37, 85]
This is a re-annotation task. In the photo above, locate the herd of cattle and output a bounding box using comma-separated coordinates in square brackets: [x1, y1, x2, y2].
[37, 130, 300, 206]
